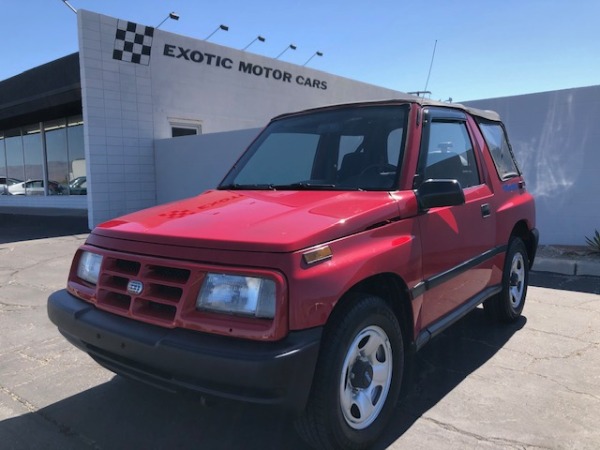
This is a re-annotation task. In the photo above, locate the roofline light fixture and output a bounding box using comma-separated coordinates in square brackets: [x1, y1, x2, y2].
[302, 51, 323, 66]
[275, 44, 297, 60]
[60, 0, 77, 14]
[157, 12, 180, 29]
[205, 24, 229, 41]
[242, 35, 266, 51]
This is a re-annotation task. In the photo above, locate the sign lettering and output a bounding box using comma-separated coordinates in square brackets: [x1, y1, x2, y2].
[163, 43, 328, 90]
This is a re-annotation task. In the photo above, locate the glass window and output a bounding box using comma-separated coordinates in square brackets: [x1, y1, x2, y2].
[337, 136, 364, 169]
[0, 134, 5, 174]
[22, 124, 43, 181]
[67, 116, 86, 195]
[220, 105, 408, 191]
[0, 134, 6, 195]
[233, 133, 320, 185]
[169, 118, 202, 137]
[172, 127, 198, 137]
[423, 121, 480, 189]
[387, 128, 404, 166]
[478, 121, 520, 180]
[45, 119, 69, 191]
[5, 129, 25, 182]
[0, 115, 86, 197]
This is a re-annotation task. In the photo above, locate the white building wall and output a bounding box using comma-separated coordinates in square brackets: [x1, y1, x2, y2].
[465, 86, 600, 245]
[79, 11, 157, 228]
[78, 10, 405, 228]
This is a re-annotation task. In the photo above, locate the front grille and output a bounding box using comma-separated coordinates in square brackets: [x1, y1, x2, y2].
[96, 255, 193, 326]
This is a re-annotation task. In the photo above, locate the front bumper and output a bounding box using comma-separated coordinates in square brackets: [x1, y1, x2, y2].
[48, 289, 322, 413]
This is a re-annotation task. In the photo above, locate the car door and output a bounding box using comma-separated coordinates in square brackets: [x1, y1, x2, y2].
[415, 107, 496, 328]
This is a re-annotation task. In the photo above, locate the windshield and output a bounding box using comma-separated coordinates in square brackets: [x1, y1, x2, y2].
[219, 105, 408, 191]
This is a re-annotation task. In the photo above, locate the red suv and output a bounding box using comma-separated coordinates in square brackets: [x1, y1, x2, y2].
[49, 98, 538, 450]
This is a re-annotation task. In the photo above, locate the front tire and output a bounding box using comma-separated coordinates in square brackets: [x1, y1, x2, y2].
[485, 237, 529, 322]
[295, 295, 404, 450]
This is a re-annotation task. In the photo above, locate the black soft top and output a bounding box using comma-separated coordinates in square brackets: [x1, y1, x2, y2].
[272, 95, 501, 123]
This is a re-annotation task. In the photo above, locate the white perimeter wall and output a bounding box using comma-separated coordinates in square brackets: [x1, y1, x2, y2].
[155, 128, 260, 205]
[77, 10, 405, 228]
[465, 86, 600, 245]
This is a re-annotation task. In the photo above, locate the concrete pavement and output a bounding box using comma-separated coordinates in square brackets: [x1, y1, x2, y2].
[534, 246, 600, 277]
[0, 229, 599, 449]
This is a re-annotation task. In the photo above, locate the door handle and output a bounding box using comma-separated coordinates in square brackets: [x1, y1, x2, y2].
[481, 203, 491, 218]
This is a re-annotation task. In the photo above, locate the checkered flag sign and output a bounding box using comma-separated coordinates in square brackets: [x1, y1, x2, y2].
[113, 20, 154, 65]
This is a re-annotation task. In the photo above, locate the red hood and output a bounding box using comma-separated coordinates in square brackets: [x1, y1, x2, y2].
[93, 189, 411, 252]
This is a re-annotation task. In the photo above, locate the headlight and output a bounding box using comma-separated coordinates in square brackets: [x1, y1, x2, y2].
[77, 251, 103, 285]
[196, 273, 276, 318]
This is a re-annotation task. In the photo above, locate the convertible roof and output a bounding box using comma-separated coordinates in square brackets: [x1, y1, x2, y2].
[273, 95, 501, 123]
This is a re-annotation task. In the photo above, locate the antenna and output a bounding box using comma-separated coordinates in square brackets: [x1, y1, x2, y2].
[423, 39, 438, 93]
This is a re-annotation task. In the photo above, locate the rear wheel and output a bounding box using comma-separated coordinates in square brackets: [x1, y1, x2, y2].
[295, 295, 403, 450]
[485, 237, 529, 322]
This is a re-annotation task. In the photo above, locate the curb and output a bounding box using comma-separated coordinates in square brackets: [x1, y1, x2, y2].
[532, 257, 600, 277]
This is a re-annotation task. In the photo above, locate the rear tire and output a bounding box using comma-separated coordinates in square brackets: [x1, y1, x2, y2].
[294, 294, 403, 450]
[484, 237, 529, 322]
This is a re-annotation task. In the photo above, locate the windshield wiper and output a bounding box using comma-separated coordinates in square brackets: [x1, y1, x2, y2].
[271, 182, 337, 190]
[220, 182, 340, 191]
[218, 183, 275, 190]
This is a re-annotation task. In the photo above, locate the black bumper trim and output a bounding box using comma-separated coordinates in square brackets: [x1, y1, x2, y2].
[48, 289, 322, 413]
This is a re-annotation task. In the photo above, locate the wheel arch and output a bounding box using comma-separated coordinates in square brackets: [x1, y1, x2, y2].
[509, 220, 538, 268]
[327, 273, 415, 349]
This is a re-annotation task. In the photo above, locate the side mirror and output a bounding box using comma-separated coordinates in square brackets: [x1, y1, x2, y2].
[416, 179, 465, 210]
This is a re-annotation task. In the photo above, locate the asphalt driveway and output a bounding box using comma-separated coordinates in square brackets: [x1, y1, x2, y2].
[1, 231, 599, 449]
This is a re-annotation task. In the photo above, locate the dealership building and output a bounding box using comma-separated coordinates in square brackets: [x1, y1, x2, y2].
[0, 9, 404, 228]
[1, 9, 598, 245]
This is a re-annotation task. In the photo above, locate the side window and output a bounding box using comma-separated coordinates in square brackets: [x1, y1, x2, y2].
[478, 121, 520, 180]
[423, 121, 480, 189]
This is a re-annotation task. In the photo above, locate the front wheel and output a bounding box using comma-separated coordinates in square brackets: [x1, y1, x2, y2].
[295, 295, 404, 450]
[484, 237, 529, 322]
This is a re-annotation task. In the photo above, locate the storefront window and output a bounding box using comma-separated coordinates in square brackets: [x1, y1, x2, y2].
[0, 133, 5, 177]
[45, 119, 69, 189]
[0, 116, 86, 197]
[0, 134, 6, 195]
[5, 129, 25, 182]
[23, 124, 43, 181]
[67, 116, 86, 195]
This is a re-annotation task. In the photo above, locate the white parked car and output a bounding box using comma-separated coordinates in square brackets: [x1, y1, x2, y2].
[8, 179, 64, 196]
[0, 177, 22, 195]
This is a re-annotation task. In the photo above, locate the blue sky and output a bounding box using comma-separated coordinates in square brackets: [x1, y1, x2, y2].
[2, 0, 598, 101]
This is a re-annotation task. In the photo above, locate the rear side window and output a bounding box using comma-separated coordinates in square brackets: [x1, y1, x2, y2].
[478, 121, 520, 180]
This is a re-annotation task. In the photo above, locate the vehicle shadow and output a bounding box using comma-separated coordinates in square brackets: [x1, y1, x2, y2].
[0, 214, 89, 244]
[530, 271, 600, 295]
[377, 308, 526, 449]
[0, 309, 525, 449]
